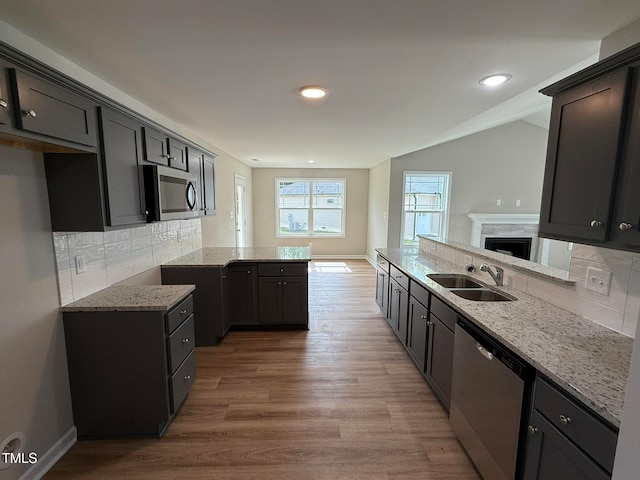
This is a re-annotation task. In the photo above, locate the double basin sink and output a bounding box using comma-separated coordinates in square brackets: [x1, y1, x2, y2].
[427, 274, 516, 302]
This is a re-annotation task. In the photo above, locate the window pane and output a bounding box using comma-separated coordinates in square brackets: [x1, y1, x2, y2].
[403, 212, 442, 244]
[279, 209, 309, 235]
[404, 176, 445, 211]
[313, 209, 343, 235]
[312, 181, 343, 208]
[278, 181, 309, 208]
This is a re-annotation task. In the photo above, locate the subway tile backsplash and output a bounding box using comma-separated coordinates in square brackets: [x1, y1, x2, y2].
[52, 219, 202, 305]
[419, 237, 640, 338]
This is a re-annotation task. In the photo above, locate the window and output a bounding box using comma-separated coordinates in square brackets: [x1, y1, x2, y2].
[402, 172, 451, 245]
[276, 178, 346, 237]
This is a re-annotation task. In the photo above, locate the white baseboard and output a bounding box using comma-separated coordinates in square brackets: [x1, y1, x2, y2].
[20, 427, 76, 480]
[365, 255, 376, 267]
[310, 255, 367, 260]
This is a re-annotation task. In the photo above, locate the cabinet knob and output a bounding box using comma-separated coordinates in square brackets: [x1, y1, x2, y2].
[182, 338, 190, 344]
[619, 222, 633, 231]
[426, 320, 433, 326]
[280, 268, 284, 273]
[180, 309, 187, 315]
[420, 315, 427, 320]
[247, 270, 251, 274]
[283, 281, 287, 286]
[590, 220, 603, 228]
[278, 281, 282, 285]
[559, 414, 572, 425]
[528, 425, 539, 435]
[168, 156, 176, 161]
[0, 99, 7, 108]
[22, 108, 37, 117]
[184, 375, 191, 381]
[142, 210, 149, 216]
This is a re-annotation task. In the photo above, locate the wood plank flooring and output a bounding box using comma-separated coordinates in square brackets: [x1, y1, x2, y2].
[45, 260, 480, 479]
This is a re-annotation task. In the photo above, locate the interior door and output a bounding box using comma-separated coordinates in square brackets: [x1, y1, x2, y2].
[235, 174, 247, 248]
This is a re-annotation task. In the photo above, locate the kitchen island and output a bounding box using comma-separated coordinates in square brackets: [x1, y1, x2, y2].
[162, 247, 311, 345]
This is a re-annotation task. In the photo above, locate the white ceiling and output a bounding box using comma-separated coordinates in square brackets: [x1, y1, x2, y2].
[1, 0, 639, 168]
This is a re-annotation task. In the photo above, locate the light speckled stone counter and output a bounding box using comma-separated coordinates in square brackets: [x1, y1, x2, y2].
[60, 285, 195, 312]
[377, 247, 632, 427]
[162, 247, 311, 267]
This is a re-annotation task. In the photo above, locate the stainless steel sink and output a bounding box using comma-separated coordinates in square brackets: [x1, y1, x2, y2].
[427, 274, 484, 289]
[449, 288, 516, 302]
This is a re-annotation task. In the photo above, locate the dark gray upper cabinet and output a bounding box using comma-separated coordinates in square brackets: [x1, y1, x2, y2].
[539, 42, 640, 252]
[187, 146, 204, 214]
[202, 154, 216, 216]
[99, 107, 148, 226]
[9, 68, 98, 147]
[142, 126, 170, 166]
[0, 63, 11, 130]
[168, 137, 187, 171]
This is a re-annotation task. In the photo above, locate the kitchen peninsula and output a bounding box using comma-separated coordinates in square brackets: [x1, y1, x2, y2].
[162, 247, 311, 345]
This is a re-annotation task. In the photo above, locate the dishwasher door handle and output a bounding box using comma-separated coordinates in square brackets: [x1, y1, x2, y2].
[476, 342, 494, 360]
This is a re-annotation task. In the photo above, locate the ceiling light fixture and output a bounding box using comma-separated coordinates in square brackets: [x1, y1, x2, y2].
[307, 160, 315, 164]
[479, 73, 512, 87]
[300, 86, 327, 99]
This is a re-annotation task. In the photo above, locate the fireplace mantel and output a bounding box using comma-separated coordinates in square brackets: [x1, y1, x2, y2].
[467, 213, 540, 247]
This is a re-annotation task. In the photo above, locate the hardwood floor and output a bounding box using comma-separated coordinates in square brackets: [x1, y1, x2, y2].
[45, 260, 480, 479]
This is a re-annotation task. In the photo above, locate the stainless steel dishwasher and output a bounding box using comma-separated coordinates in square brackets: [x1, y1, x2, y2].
[450, 318, 531, 480]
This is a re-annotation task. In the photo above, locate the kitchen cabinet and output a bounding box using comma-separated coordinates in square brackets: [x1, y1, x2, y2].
[388, 265, 409, 344]
[539, 43, 640, 251]
[43, 107, 148, 230]
[228, 264, 256, 325]
[187, 146, 204, 213]
[523, 376, 617, 480]
[257, 263, 309, 326]
[407, 296, 429, 371]
[201, 153, 216, 216]
[161, 267, 229, 346]
[62, 294, 196, 438]
[168, 136, 187, 171]
[0, 63, 11, 131]
[425, 294, 456, 411]
[142, 126, 187, 171]
[9, 67, 98, 147]
[375, 254, 390, 315]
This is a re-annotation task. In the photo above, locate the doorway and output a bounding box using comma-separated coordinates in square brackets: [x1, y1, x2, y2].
[234, 174, 247, 248]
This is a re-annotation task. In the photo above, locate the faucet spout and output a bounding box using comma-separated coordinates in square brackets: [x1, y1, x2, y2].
[480, 263, 504, 286]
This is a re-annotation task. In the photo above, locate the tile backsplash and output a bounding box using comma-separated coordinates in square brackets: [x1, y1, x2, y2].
[419, 237, 640, 338]
[53, 219, 202, 305]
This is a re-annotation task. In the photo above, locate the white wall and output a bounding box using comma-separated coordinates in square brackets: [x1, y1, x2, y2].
[387, 120, 548, 247]
[599, 18, 640, 60]
[252, 168, 369, 256]
[0, 145, 74, 479]
[366, 159, 390, 262]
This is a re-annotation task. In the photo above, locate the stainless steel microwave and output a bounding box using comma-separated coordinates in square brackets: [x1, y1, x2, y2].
[143, 165, 199, 222]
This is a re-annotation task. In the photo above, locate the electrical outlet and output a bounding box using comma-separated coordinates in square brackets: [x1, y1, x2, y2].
[515, 199, 521, 207]
[464, 255, 473, 265]
[75, 255, 86, 274]
[496, 199, 501, 206]
[585, 267, 612, 295]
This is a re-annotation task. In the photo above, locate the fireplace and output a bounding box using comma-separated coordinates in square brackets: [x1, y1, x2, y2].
[484, 237, 532, 260]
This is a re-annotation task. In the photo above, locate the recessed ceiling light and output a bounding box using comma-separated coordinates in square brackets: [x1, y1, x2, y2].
[300, 86, 327, 99]
[479, 74, 512, 87]
[307, 160, 315, 164]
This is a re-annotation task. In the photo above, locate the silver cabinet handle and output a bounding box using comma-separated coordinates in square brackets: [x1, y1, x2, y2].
[475, 342, 493, 360]
[559, 414, 572, 425]
[168, 156, 176, 161]
[182, 338, 190, 344]
[590, 220, 603, 228]
[528, 425, 538, 434]
[0, 99, 7, 108]
[180, 309, 187, 315]
[22, 108, 37, 117]
[184, 375, 191, 381]
[619, 222, 633, 231]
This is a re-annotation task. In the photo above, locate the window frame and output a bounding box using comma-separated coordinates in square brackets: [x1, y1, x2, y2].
[275, 177, 347, 238]
[401, 171, 452, 245]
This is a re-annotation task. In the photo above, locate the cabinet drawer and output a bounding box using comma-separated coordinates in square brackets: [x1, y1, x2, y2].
[258, 262, 308, 277]
[390, 265, 409, 291]
[168, 314, 195, 373]
[376, 255, 389, 273]
[430, 295, 456, 332]
[170, 350, 196, 413]
[534, 378, 617, 473]
[166, 295, 194, 333]
[410, 280, 429, 308]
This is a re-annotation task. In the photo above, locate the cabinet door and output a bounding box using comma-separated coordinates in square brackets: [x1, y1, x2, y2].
[523, 410, 610, 480]
[187, 147, 204, 215]
[257, 277, 282, 324]
[280, 276, 308, 324]
[142, 126, 169, 165]
[0, 65, 11, 130]
[539, 67, 630, 243]
[168, 137, 188, 171]
[425, 314, 455, 410]
[202, 154, 216, 216]
[407, 297, 429, 371]
[389, 279, 409, 344]
[99, 107, 147, 226]
[228, 265, 256, 325]
[9, 68, 97, 147]
[375, 269, 389, 315]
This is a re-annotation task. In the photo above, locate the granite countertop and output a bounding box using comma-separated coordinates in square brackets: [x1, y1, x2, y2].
[162, 247, 312, 267]
[377, 247, 633, 428]
[60, 285, 195, 312]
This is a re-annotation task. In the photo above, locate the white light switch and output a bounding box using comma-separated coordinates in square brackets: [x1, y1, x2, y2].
[75, 255, 86, 274]
[585, 267, 612, 296]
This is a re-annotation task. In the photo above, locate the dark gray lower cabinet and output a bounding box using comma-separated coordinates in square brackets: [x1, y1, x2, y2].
[388, 278, 409, 344]
[228, 264, 256, 325]
[425, 313, 455, 410]
[407, 296, 429, 371]
[375, 268, 389, 315]
[62, 295, 195, 438]
[523, 377, 617, 480]
[257, 275, 308, 325]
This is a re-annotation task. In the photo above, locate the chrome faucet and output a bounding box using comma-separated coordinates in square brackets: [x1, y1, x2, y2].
[480, 263, 504, 286]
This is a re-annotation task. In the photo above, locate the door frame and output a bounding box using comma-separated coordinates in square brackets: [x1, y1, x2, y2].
[234, 174, 248, 248]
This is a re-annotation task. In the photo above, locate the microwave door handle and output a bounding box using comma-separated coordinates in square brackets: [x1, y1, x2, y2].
[186, 181, 197, 210]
